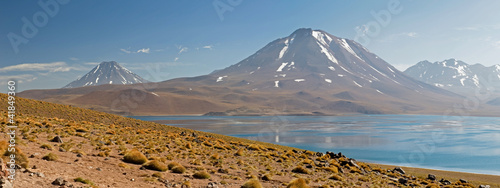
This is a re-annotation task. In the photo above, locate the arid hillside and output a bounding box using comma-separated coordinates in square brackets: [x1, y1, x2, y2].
[0, 94, 497, 187]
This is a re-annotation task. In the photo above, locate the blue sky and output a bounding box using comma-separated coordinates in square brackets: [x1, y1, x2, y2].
[1, 0, 500, 92]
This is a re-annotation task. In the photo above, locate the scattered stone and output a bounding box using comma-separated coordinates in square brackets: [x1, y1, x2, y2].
[131, 178, 135, 182]
[427, 174, 436, 181]
[305, 164, 313, 169]
[459, 179, 468, 183]
[0, 178, 13, 188]
[139, 166, 146, 170]
[59, 148, 66, 152]
[398, 178, 408, 185]
[51, 136, 64, 143]
[479, 185, 491, 188]
[104, 157, 110, 161]
[393, 167, 405, 175]
[0, 159, 8, 177]
[96, 167, 102, 171]
[38, 172, 45, 177]
[191, 132, 197, 137]
[315, 152, 324, 157]
[217, 168, 228, 173]
[207, 182, 218, 188]
[439, 178, 451, 185]
[52, 177, 68, 186]
[29, 172, 45, 178]
[32, 165, 37, 169]
[76, 153, 83, 157]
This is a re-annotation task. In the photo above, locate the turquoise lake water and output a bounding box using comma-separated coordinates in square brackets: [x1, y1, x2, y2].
[130, 115, 500, 175]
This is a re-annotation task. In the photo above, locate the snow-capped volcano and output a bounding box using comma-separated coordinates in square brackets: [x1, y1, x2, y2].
[63, 61, 148, 88]
[210, 28, 447, 96]
[404, 59, 500, 93]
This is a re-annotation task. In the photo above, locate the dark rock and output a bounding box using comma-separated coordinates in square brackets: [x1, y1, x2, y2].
[0, 178, 13, 188]
[217, 168, 228, 173]
[393, 167, 405, 175]
[104, 157, 110, 160]
[439, 178, 451, 185]
[96, 167, 102, 171]
[207, 182, 218, 188]
[459, 179, 468, 183]
[315, 152, 324, 157]
[76, 153, 83, 157]
[59, 148, 66, 152]
[191, 132, 197, 137]
[52, 177, 68, 186]
[139, 166, 146, 170]
[427, 174, 436, 181]
[51, 136, 63, 143]
[305, 164, 313, 169]
[398, 178, 408, 185]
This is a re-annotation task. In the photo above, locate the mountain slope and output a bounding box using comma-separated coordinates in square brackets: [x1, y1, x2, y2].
[209, 28, 455, 96]
[64, 61, 148, 88]
[404, 59, 500, 95]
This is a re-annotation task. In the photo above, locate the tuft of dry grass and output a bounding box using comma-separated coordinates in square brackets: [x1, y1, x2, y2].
[2, 147, 30, 168]
[291, 166, 310, 174]
[193, 171, 211, 179]
[171, 165, 186, 174]
[123, 149, 148, 164]
[241, 178, 263, 188]
[143, 160, 168, 172]
[42, 153, 58, 161]
[287, 178, 309, 188]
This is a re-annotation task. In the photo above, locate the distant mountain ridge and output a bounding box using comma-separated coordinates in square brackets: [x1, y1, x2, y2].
[404, 59, 500, 94]
[64, 61, 148, 88]
[20, 28, 500, 116]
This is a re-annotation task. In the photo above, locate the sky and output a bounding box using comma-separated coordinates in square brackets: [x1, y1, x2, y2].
[1, 0, 500, 93]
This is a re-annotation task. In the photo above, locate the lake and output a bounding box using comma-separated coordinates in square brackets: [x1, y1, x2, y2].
[130, 114, 500, 175]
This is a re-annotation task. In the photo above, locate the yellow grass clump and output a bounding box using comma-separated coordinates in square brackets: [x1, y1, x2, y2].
[143, 160, 168, 171]
[123, 149, 148, 164]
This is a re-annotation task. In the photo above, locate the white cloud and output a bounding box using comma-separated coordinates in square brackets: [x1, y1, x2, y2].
[0, 74, 37, 85]
[69, 57, 79, 61]
[137, 48, 150, 53]
[120, 48, 132, 54]
[174, 57, 179, 61]
[494, 41, 500, 48]
[84, 62, 100, 65]
[455, 24, 500, 31]
[178, 47, 188, 54]
[0, 62, 81, 72]
[406, 32, 418, 37]
[202, 45, 214, 50]
[121, 48, 152, 54]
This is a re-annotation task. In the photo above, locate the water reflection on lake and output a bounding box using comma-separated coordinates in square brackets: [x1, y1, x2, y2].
[130, 115, 500, 175]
